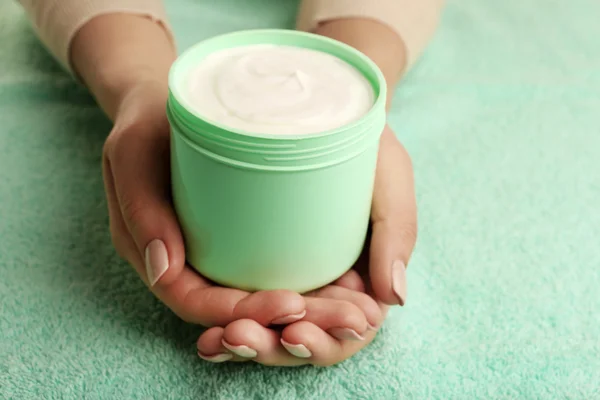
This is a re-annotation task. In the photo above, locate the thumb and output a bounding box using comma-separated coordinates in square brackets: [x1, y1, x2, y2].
[369, 130, 417, 306]
[106, 115, 186, 288]
[369, 220, 416, 306]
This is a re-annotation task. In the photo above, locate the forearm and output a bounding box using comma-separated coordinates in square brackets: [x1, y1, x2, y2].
[314, 19, 406, 108]
[299, 0, 444, 106]
[70, 14, 176, 121]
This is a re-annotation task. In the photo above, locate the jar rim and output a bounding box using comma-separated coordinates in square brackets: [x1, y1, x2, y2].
[167, 29, 387, 142]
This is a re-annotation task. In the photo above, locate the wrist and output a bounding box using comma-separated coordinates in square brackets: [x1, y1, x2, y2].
[70, 13, 176, 121]
[95, 69, 171, 125]
[314, 18, 407, 107]
[111, 80, 170, 137]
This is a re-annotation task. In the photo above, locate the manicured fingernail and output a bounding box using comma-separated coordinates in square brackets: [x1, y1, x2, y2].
[197, 352, 233, 363]
[328, 327, 365, 341]
[392, 260, 407, 306]
[221, 340, 257, 358]
[280, 339, 312, 358]
[271, 310, 306, 325]
[145, 239, 169, 286]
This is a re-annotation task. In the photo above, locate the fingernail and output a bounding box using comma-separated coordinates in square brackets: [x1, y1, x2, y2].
[280, 339, 312, 358]
[271, 310, 306, 325]
[367, 323, 379, 331]
[197, 352, 233, 363]
[221, 340, 257, 358]
[145, 239, 169, 286]
[327, 328, 365, 341]
[392, 260, 407, 306]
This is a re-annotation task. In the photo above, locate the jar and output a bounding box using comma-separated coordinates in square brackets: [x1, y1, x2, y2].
[167, 29, 387, 293]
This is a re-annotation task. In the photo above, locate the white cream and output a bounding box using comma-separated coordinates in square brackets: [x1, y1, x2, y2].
[185, 44, 374, 135]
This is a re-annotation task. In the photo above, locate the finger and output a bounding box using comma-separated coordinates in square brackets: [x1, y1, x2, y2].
[106, 120, 186, 288]
[302, 297, 368, 340]
[155, 279, 306, 327]
[196, 326, 247, 363]
[221, 319, 308, 366]
[311, 285, 383, 330]
[281, 321, 377, 366]
[331, 269, 365, 292]
[233, 290, 306, 326]
[369, 130, 417, 306]
[106, 126, 223, 325]
[102, 152, 138, 262]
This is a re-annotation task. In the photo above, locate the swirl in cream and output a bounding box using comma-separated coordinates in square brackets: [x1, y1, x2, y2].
[185, 44, 374, 135]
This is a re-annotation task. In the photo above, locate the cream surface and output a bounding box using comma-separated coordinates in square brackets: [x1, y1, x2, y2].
[185, 44, 374, 135]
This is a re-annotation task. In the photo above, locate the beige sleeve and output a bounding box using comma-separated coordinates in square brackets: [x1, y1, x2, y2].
[17, 0, 173, 73]
[18, 0, 443, 74]
[297, 0, 445, 70]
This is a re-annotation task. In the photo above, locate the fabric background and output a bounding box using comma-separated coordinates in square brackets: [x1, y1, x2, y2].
[1, 0, 599, 398]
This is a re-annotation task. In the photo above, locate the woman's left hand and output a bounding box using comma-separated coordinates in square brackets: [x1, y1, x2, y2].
[196, 125, 418, 365]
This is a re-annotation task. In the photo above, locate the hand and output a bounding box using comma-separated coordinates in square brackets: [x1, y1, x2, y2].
[72, 14, 305, 331]
[102, 81, 380, 342]
[196, 125, 418, 365]
[73, 13, 415, 365]
[102, 82, 309, 327]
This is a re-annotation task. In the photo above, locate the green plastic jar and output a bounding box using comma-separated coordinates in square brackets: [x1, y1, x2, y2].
[167, 29, 387, 293]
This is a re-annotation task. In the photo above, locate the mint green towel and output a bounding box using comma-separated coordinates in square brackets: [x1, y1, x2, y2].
[1, 1, 599, 398]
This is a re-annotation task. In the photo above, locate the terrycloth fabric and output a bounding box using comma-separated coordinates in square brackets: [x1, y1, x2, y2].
[1, 0, 599, 398]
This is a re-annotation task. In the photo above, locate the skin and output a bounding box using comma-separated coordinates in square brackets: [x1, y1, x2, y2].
[71, 14, 417, 366]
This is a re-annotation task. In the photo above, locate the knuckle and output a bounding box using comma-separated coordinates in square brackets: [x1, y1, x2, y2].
[338, 301, 358, 315]
[335, 302, 363, 327]
[332, 270, 364, 292]
[265, 289, 298, 305]
[260, 290, 283, 305]
[120, 196, 149, 228]
[353, 292, 377, 314]
[231, 298, 250, 319]
[103, 128, 136, 167]
[177, 291, 206, 325]
[103, 125, 139, 162]
[102, 134, 117, 163]
[394, 223, 418, 246]
[105, 132, 130, 165]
